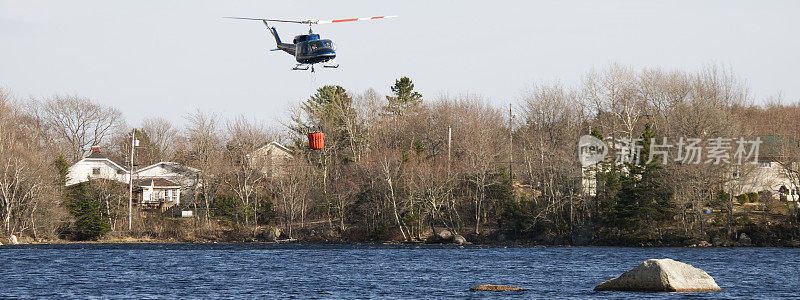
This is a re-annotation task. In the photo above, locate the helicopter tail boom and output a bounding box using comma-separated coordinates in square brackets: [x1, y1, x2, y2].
[262, 20, 295, 55]
[263, 21, 281, 43]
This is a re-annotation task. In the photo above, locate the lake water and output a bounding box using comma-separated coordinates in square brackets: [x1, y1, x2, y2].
[0, 244, 798, 299]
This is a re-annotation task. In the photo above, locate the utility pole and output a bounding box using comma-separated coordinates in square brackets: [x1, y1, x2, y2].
[128, 130, 137, 231]
[509, 103, 513, 181]
[447, 126, 452, 176]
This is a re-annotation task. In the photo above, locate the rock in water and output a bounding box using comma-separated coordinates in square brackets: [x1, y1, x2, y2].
[9, 235, 19, 245]
[436, 229, 453, 241]
[738, 233, 752, 246]
[594, 259, 721, 292]
[470, 284, 527, 291]
[260, 227, 281, 242]
[453, 234, 467, 245]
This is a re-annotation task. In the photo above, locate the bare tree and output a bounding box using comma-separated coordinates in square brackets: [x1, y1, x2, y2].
[268, 158, 312, 239]
[518, 83, 586, 232]
[184, 110, 222, 224]
[583, 63, 644, 142]
[142, 117, 178, 161]
[223, 116, 268, 232]
[379, 151, 408, 240]
[0, 88, 68, 239]
[36, 95, 124, 161]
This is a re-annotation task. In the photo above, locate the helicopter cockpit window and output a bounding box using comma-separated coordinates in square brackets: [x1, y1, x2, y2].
[305, 41, 330, 54]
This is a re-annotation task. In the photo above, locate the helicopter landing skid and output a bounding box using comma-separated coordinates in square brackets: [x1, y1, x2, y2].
[292, 62, 337, 72]
[292, 64, 310, 71]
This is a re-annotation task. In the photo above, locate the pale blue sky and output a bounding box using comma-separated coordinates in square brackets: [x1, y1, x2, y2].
[1, 0, 798, 126]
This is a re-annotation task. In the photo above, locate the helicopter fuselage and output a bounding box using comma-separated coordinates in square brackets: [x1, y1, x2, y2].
[292, 34, 336, 64]
[261, 20, 340, 69]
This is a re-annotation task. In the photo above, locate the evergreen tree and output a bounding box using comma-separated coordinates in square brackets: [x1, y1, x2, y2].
[291, 85, 362, 163]
[66, 182, 112, 240]
[384, 76, 422, 116]
[597, 168, 621, 226]
[293, 85, 355, 132]
[597, 123, 674, 237]
[54, 155, 70, 186]
[590, 126, 604, 140]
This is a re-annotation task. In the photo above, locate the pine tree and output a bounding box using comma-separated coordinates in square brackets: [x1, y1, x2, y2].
[66, 182, 112, 240]
[384, 76, 422, 116]
[54, 155, 70, 186]
[291, 85, 361, 163]
[293, 85, 354, 132]
[590, 126, 604, 140]
[597, 123, 674, 238]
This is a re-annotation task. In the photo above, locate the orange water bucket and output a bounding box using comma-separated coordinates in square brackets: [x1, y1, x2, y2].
[308, 132, 324, 150]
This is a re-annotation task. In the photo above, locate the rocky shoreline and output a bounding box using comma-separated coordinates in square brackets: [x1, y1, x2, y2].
[5, 237, 799, 247]
[6, 222, 800, 247]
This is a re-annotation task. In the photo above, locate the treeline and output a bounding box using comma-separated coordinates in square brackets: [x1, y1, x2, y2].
[1, 63, 799, 245]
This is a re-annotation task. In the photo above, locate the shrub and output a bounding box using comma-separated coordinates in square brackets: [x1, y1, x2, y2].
[746, 192, 760, 203]
[736, 194, 749, 205]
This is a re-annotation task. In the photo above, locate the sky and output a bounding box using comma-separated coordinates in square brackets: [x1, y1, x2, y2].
[1, 0, 799, 127]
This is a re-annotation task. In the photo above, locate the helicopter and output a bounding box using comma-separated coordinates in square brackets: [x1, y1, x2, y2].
[226, 15, 397, 72]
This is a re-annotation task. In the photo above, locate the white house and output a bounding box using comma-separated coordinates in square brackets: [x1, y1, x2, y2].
[581, 166, 599, 197]
[135, 178, 182, 210]
[132, 161, 200, 210]
[66, 146, 129, 186]
[66, 147, 202, 211]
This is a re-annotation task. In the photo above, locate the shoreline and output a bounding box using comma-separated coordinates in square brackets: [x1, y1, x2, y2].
[5, 239, 798, 248]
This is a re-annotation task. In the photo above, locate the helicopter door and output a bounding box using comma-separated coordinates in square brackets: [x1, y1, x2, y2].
[296, 42, 310, 57]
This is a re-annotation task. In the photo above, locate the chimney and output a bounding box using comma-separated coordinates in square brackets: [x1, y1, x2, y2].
[91, 146, 102, 154]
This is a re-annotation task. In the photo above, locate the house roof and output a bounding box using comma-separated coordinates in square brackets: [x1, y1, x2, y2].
[254, 141, 293, 156]
[135, 161, 200, 174]
[78, 156, 129, 172]
[135, 178, 181, 187]
[267, 141, 293, 154]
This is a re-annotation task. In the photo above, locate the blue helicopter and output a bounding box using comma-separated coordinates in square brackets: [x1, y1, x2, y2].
[226, 16, 397, 71]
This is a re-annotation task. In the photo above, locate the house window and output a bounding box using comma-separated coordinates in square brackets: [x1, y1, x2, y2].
[92, 168, 101, 175]
[759, 162, 771, 168]
[117, 169, 125, 174]
[169, 189, 179, 202]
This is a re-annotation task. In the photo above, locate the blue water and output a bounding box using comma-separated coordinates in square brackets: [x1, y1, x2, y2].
[0, 244, 798, 299]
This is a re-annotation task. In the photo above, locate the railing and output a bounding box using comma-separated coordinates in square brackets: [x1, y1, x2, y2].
[139, 197, 178, 211]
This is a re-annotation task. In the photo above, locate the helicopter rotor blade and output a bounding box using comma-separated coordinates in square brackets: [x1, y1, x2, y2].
[315, 15, 398, 24]
[224, 17, 309, 24]
[224, 15, 397, 25]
